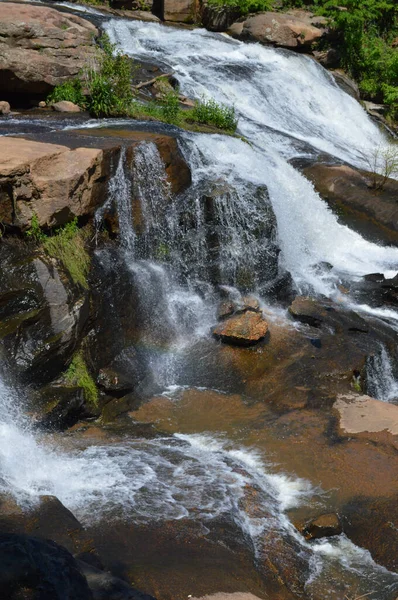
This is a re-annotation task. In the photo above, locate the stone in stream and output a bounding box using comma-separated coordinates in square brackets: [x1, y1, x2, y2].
[300, 513, 342, 540]
[52, 100, 82, 113]
[0, 101, 10, 115]
[212, 310, 269, 346]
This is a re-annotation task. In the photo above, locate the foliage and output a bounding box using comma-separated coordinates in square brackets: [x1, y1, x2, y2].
[160, 90, 181, 123]
[43, 218, 91, 289]
[206, 0, 272, 15]
[192, 97, 238, 131]
[66, 351, 98, 406]
[284, 0, 398, 119]
[364, 143, 398, 190]
[47, 79, 86, 107]
[26, 213, 46, 243]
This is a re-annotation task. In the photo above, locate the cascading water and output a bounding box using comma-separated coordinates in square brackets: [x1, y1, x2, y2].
[366, 344, 398, 403]
[104, 19, 398, 307]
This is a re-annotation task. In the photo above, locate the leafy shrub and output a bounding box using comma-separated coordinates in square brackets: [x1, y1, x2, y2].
[364, 143, 398, 190]
[66, 351, 98, 406]
[206, 0, 272, 15]
[43, 218, 91, 289]
[192, 97, 238, 131]
[47, 79, 86, 107]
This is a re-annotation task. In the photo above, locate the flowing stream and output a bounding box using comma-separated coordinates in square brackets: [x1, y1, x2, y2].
[1, 9, 398, 599]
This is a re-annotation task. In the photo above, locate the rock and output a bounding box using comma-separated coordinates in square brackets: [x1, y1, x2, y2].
[240, 11, 326, 49]
[331, 69, 360, 101]
[313, 47, 340, 68]
[201, 2, 242, 32]
[34, 385, 96, 431]
[363, 101, 387, 116]
[212, 311, 268, 346]
[0, 533, 93, 599]
[163, 0, 199, 23]
[0, 240, 89, 385]
[52, 100, 82, 113]
[288, 296, 369, 333]
[39, 100, 47, 108]
[190, 596, 264, 600]
[334, 393, 398, 437]
[0, 137, 105, 230]
[77, 558, 157, 600]
[0, 3, 98, 102]
[217, 301, 236, 320]
[97, 347, 144, 395]
[227, 22, 245, 38]
[240, 295, 261, 313]
[301, 513, 342, 540]
[110, 0, 152, 9]
[0, 101, 10, 115]
[303, 163, 398, 245]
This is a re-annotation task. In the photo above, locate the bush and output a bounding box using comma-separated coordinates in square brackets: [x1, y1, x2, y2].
[206, 0, 272, 15]
[192, 97, 238, 131]
[66, 351, 98, 406]
[26, 213, 46, 243]
[160, 90, 181, 123]
[47, 79, 86, 107]
[365, 143, 398, 190]
[43, 218, 91, 289]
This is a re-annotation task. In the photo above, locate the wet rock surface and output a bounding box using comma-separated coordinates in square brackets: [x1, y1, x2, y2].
[300, 513, 342, 540]
[212, 307, 268, 346]
[303, 163, 398, 245]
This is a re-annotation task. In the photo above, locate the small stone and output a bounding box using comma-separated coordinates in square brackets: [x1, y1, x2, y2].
[39, 101, 46, 108]
[217, 301, 236, 321]
[301, 513, 342, 540]
[0, 101, 10, 115]
[52, 100, 81, 113]
[241, 295, 261, 313]
[212, 311, 269, 346]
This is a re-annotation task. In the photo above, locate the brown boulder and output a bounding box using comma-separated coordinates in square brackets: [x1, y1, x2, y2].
[212, 311, 268, 346]
[334, 393, 398, 438]
[0, 3, 98, 99]
[0, 101, 10, 115]
[163, 0, 199, 22]
[0, 137, 104, 230]
[303, 163, 398, 245]
[240, 11, 325, 49]
[52, 100, 81, 113]
[300, 513, 342, 540]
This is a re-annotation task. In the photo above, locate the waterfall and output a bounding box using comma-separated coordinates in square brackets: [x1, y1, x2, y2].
[366, 345, 398, 403]
[103, 19, 398, 304]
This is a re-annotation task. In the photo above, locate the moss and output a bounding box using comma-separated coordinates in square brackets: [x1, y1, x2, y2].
[43, 219, 91, 289]
[65, 351, 98, 407]
[0, 309, 41, 338]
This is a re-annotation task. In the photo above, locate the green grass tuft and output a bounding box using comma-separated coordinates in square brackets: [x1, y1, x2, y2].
[66, 351, 98, 407]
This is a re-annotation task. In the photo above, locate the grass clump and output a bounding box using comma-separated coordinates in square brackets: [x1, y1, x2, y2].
[192, 97, 238, 131]
[47, 79, 86, 107]
[66, 351, 98, 406]
[26, 215, 91, 289]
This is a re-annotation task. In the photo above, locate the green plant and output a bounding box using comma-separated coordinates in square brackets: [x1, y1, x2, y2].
[66, 351, 98, 406]
[43, 218, 91, 289]
[26, 213, 46, 243]
[364, 143, 398, 190]
[206, 0, 272, 16]
[192, 97, 238, 131]
[160, 90, 181, 123]
[47, 79, 86, 107]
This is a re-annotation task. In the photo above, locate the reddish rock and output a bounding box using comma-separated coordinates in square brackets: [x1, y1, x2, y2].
[240, 11, 325, 49]
[0, 3, 98, 98]
[301, 513, 342, 540]
[212, 311, 268, 346]
[303, 163, 398, 245]
[163, 0, 199, 23]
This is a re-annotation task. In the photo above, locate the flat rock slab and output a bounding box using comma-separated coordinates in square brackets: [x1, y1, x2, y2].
[334, 393, 398, 436]
[191, 595, 265, 600]
[240, 11, 325, 49]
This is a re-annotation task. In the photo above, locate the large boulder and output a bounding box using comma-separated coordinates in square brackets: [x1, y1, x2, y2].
[0, 137, 105, 231]
[239, 11, 326, 50]
[201, 2, 242, 32]
[163, 0, 199, 22]
[0, 3, 98, 102]
[303, 163, 398, 245]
